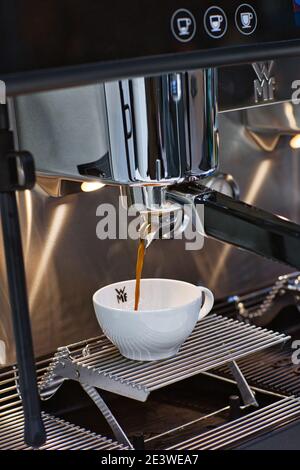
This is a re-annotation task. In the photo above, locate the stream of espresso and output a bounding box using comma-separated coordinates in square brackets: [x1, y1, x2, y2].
[134, 239, 146, 311]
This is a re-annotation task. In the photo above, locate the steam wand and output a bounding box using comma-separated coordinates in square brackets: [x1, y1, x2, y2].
[0, 96, 46, 447]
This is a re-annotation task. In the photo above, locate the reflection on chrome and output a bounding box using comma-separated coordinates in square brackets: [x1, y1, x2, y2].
[29, 203, 71, 311]
[24, 190, 33, 261]
[81, 182, 105, 193]
[290, 134, 300, 149]
[244, 159, 272, 206]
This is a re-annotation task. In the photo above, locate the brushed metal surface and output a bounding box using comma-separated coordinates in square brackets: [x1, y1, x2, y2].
[218, 57, 300, 112]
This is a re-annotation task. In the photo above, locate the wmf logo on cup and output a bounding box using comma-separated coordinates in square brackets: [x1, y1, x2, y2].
[95, 197, 205, 251]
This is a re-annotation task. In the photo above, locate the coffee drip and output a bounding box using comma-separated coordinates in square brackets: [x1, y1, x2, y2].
[134, 239, 146, 311]
[134, 210, 181, 311]
[134, 218, 154, 311]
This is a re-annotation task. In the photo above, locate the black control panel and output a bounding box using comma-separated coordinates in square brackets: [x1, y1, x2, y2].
[1, 0, 300, 94]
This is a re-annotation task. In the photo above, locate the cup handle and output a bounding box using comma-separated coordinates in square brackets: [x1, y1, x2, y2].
[198, 287, 214, 321]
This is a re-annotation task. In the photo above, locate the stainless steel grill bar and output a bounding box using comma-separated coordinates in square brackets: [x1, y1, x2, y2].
[40, 432, 113, 451]
[0, 367, 128, 451]
[168, 398, 300, 450]
[214, 345, 300, 397]
[0, 420, 60, 446]
[0, 401, 23, 413]
[2, 365, 125, 450]
[0, 414, 74, 440]
[40, 315, 289, 402]
[0, 391, 20, 403]
[74, 315, 221, 366]
[203, 370, 286, 399]
[0, 400, 22, 418]
[97, 322, 265, 377]
[0, 409, 23, 419]
[39, 434, 109, 451]
[147, 337, 286, 390]
[188, 400, 299, 447]
[0, 414, 28, 429]
[0, 411, 129, 450]
[0, 365, 57, 392]
[35, 429, 107, 451]
[38, 417, 110, 444]
[134, 335, 285, 387]
[129, 333, 284, 383]
[0, 355, 53, 380]
[92, 327, 282, 373]
[195, 405, 300, 450]
[204, 408, 300, 450]
[0, 384, 19, 394]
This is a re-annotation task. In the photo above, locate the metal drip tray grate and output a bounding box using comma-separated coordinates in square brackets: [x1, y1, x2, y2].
[214, 345, 300, 397]
[0, 364, 129, 450]
[167, 397, 300, 450]
[0, 408, 128, 450]
[40, 314, 290, 402]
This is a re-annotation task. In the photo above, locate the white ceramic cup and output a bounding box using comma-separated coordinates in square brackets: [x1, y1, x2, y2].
[93, 279, 214, 361]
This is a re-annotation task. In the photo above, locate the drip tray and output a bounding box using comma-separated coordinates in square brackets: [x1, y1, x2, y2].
[41, 372, 295, 450]
[167, 397, 300, 450]
[2, 349, 299, 450]
[1, 314, 294, 450]
[0, 407, 128, 450]
[42, 374, 239, 444]
[0, 366, 128, 450]
[214, 344, 300, 397]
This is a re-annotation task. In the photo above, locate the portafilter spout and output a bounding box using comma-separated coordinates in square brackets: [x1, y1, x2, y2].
[120, 186, 188, 249]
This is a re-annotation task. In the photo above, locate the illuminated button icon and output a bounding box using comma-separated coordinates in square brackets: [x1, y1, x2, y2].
[235, 4, 258, 35]
[171, 9, 196, 43]
[204, 6, 228, 39]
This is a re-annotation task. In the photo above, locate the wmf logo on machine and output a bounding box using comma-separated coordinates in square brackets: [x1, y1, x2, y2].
[253, 61, 276, 103]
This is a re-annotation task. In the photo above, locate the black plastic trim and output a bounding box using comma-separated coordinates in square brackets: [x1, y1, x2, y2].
[3, 39, 300, 96]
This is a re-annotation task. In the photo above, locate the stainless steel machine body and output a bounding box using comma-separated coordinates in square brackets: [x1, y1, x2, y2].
[1, 57, 300, 364]
[2, 0, 300, 451]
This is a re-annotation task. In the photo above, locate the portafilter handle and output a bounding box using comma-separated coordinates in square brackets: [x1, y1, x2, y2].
[168, 183, 300, 270]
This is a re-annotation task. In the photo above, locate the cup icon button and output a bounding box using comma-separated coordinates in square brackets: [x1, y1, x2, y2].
[204, 7, 228, 39]
[210, 15, 223, 32]
[235, 4, 257, 35]
[241, 12, 253, 28]
[171, 9, 196, 43]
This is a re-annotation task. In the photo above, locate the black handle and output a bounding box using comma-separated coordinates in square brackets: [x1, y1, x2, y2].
[194, 185, 300, 270]
[0, 104, 45, 448]
[0, 104, 46, 448]
[0, 192, 46, 448]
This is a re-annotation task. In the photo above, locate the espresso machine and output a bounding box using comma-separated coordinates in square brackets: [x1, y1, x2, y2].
[3, 0, 300, 451]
